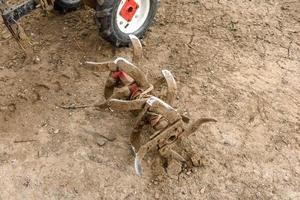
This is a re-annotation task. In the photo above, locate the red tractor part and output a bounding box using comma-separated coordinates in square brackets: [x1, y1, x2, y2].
[111, 71, 142, 99]
[112, 71, 134, 85]
[119, 0, 139, 22]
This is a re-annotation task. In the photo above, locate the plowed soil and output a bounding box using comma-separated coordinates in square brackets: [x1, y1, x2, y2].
[0, 0, 299, 199]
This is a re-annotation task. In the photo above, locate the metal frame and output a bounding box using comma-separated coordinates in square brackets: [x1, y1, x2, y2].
[1, 0, 37, 25]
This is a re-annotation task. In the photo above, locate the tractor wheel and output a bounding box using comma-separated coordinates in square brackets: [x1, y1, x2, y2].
[95, 0, 160, 47]
[54, 0, 83, 13]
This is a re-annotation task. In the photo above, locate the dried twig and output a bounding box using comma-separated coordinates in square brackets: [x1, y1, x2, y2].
[58, 105, 92, 110]
[14, 139, 37, 143]
[82, 128, 116, 142]
[73, 37, 83, 51]
[187, 43, 201, 53]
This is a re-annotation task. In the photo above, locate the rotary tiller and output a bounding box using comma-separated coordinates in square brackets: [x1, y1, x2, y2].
[85, 36, 217, 176]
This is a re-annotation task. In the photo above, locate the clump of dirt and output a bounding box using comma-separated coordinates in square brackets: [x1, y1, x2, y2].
[0, 0, 299, 199]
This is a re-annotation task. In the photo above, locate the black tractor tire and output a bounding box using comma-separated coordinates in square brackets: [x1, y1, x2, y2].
[54, 0, 83, 13]
[95, 0, 160, 47]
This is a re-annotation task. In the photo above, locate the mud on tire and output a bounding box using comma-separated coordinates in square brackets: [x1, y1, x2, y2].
[95, 0, 160, 47]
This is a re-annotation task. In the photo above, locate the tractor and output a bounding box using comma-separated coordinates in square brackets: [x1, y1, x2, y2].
[0, 0, 160, 47]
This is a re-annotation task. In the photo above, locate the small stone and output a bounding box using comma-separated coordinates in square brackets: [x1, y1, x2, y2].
[153, 180, 159, 185]
[186, 171, 192, 175]
[96, 138, 107, 146]
[157, 175, 163, 181]
[167, 159, 182, 178]
[256, 192, 261, 198]
[191, 154, 205, 167]
[54, 129, 59, 134]
[200, 187, 205, 194]
[154, 192, 160, 199]
[33, 56, 41, 64]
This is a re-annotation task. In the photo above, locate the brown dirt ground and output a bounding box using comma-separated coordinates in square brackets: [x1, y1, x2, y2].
[0, 0, 300, 199]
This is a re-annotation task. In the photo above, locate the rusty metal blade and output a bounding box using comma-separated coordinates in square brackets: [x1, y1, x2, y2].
[185, 118, 217, 137]
[115, 58, 150, 88]
[146, 96, 181, 124]
[108, 99, 147, 111]
[85, 60, 118, 72]
[86, 57, 151, 89]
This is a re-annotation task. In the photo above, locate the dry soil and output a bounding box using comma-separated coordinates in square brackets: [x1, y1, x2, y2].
[0, 0, 299, 199]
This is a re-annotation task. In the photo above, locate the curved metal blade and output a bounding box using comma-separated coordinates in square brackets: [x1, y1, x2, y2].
[161, 70, 177, 106]
[108, 99, 147, 111]
[115, 58, 150, 89]
[134, 155, 143, 176]
[84, 60, 118, 72]
[86, 57, 151, 89]
[129, 34, 143, 63]
[146, 96, 181, 124]
[185, 118, 217, 137]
